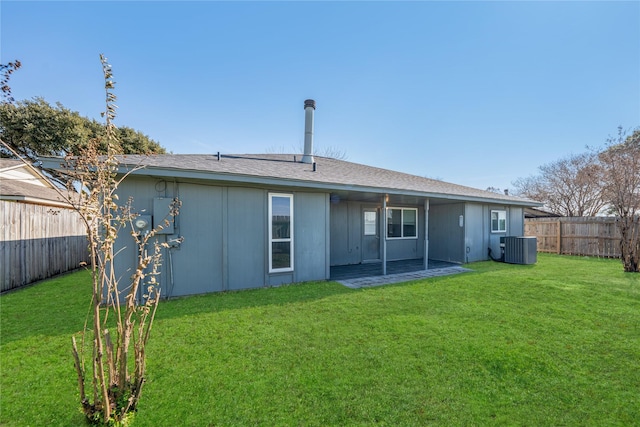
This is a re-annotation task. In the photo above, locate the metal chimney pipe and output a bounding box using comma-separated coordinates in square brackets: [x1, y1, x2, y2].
[301, 99, 315, 164]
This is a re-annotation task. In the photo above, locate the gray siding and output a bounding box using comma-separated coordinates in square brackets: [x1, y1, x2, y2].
[330, 201, 424, 266]
[509, 206, 524, 236]
[167, 183, 224, 295]
[227, 187, 266, 290]
[113, 177, 160, 298]
[464, 203, 486, 263]
[487, 211, 503, 258]
[386, 238, 422, 261]
[111, 175, 528, 294]
[486, 204, 524, 257]
[113, 177, 329, 296]
[294, 193, 330, 282]
[431, 203, 525, 264]
[386, 206, 425, 261]
[428, 203, 465, 263]
[330, 201, 362, 266]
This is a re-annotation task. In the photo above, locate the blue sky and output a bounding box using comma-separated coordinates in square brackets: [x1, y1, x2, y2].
[2, 1, 639, 191]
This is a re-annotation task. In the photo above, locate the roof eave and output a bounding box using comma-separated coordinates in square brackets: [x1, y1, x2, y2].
[119, 164, 543, 207]
[0, 195, 75, 208]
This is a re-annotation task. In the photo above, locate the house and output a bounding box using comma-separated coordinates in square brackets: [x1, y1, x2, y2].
[524, 207, 561, 218]
[0, 158, 88, 291]
[0, 158, 69, 207]
[41, 100, 542, 297]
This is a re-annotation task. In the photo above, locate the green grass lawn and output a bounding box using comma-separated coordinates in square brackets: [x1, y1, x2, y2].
[1, 254, 639, 426]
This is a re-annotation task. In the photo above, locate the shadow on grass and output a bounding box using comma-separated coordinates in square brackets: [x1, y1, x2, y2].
[0, 269, 361, 344]
[2, 259, 551, 344]
[156, 279, 356, 322]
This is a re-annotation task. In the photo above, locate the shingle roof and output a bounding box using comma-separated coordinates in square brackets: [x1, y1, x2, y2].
[0, 177, 68, 205]
[0, 158, 26, 169]
[1, 158, 72, 206]
[112, 153, 540, 206]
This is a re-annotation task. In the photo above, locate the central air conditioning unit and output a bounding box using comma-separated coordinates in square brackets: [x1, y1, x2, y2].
[503, 236, 537, 265]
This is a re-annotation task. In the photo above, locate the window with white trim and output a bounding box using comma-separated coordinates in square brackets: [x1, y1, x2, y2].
[269, 193, 293, 272]
[491, 210, 507, 233]
[386, 207, 418, 239]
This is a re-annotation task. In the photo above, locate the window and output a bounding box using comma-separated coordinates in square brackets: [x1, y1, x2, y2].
[491, 210, 507, 233]
[269, 194, 293, 272]
[386, 207, 418, 239]
[364, 211, 377, 236]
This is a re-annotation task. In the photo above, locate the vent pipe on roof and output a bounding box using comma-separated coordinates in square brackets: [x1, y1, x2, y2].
[301, 99, 315, 164]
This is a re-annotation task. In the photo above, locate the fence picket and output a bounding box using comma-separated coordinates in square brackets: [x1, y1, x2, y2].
[0, 201, 89, 292]
[525, 217, 621, 258]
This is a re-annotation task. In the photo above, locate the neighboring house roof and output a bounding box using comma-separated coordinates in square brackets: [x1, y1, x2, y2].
[0, 159, 70, 207]
[524, 207, 562, 218]
[102, 153, 542, 207]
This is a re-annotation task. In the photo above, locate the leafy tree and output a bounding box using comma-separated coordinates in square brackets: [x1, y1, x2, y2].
[0, 97, 165, 162]
[598, 127, 640, 272]
[512, 152, 606, 216]
[1, 60, 22, 103]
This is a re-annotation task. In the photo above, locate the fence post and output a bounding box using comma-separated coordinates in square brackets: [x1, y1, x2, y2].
[556, 219, 561, 255]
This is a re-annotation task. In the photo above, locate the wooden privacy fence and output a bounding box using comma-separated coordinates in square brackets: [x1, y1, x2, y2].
[0, 200, 89, 292]
[525, 217, 621, 258]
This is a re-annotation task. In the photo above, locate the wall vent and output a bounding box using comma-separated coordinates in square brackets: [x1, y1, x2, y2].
[504, 236, 537, 264]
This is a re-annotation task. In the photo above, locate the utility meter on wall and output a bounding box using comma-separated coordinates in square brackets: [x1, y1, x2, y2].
[134, 215, 152, 234]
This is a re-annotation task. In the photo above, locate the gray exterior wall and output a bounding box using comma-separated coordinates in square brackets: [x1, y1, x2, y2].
[428, 202, 525, 264]
[462, 203, 526, 263]
[509, 206, 524, 235]
[226, 187, 264, 290]
[486, 204, 525, 258]
[329, 201, 361, 266]
[464, 203, 486, 263]
[293, 193, 330, 282]
[110, 175, 529, 296]
[385, 206, 425, 261]
[428, 203, 465, 263]
[330, 201, 424, 266]
[172, 183, 224, 294]
[113, 177, 329, 297]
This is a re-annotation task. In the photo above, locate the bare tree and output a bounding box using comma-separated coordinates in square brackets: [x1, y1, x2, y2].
[485, 186, 512, 195]
[70, 55, 182, 425]
[512, 152, 606, 216]
[315, 145, 348, 160]
[266, 144, 348, 160]
[599, 127, 640, 272]
[0, 55, 176, 424]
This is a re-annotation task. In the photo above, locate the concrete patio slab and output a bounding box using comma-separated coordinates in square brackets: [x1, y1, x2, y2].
[336, 265, 472, 289]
